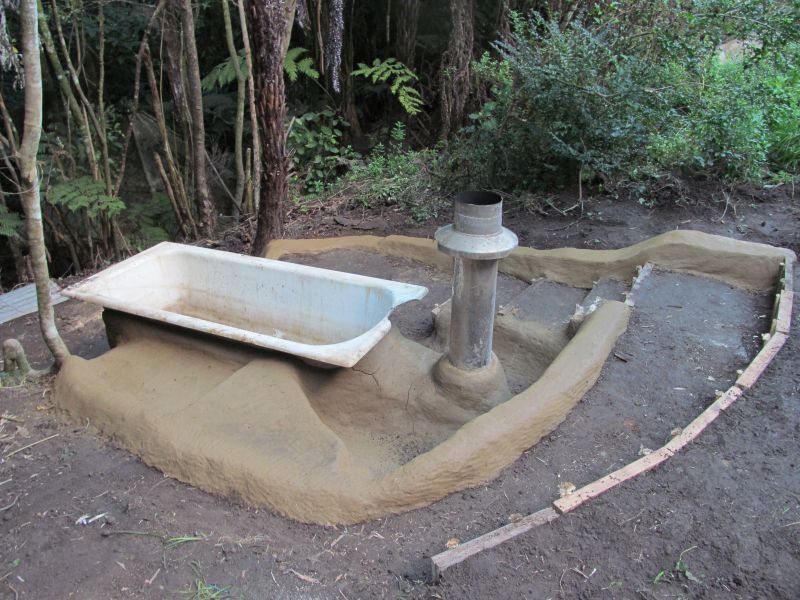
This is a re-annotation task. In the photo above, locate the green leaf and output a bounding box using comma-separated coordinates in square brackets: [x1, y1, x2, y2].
[0, 204, 22, 237]
[47, 176, 125, 219]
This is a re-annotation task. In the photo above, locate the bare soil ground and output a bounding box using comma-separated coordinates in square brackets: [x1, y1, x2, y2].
[0, 186, 798, 599]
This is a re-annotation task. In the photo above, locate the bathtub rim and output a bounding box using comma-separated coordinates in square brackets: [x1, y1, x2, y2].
[61, 242, 429, 368]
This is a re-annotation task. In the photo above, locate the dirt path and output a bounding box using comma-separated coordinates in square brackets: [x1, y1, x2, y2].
[0, 193, 798, 599]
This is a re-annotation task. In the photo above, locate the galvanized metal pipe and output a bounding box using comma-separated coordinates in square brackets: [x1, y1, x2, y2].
[435, 191, 518, 370]
[449, 256, 500, 368]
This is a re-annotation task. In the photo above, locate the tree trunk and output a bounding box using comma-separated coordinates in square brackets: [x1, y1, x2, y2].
[114, 0, 167, 196]
[18, 0, 70, 368]
[394, 0, 420, 68]
[162, 2, 193, 155]
[143, 46, 199, 239]
[238, 0, 261, 216]
[340, 0, 362, 138]
[179, 0, 216, 237]
[439, 0, 475, 139]
[246, 0, 296, 256]
[37, 0, 99, 179]
[222, 0, 246, 215]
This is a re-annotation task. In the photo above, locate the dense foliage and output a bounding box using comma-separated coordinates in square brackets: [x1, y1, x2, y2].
[0, 0, 798, 288]
[447, 5, 800, 192]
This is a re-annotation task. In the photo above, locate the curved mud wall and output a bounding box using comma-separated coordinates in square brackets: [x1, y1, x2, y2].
[266, 230, 794, 292]
[54, 232, 794, 525]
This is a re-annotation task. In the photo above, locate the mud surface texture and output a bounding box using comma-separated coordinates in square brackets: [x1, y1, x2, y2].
[1, 194, 799, 598]
[53, 239, 632, 523]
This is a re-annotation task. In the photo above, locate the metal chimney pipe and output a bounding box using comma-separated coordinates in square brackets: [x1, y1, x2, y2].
[435, 191, 518, 370]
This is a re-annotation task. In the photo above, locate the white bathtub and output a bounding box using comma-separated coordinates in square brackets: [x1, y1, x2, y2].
[62, 242, 428, 367]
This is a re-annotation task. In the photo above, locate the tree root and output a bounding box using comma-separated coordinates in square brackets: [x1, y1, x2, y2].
[1, 339, 51, 386]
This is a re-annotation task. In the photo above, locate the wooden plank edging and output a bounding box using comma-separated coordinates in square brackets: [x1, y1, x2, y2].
[430, 508, 559, 580]
[736, 332, 788, 390]
[775, 290, 793, 335]
[428, 259, 793, 581]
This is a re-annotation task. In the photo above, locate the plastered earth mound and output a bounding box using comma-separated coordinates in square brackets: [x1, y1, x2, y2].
[54, 231, 794, 524]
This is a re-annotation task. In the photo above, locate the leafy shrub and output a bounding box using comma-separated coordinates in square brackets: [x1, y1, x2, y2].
[46, 176, 125, 218]
[448, 13, 662, 190]
[343, 129, 443, 221]
[0, 204, 22, 238]
[651, 58, 770, 180]
[287, 110, 355, 192]
[764, 45, 800, 173]
[202, 47, 319, 92]
[283, 47, 320, 83]
[450, 9, 800, 192]
[123, 193, 176, 251]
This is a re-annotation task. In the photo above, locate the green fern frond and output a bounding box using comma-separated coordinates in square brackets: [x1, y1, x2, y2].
[47, 176, 125, 219]
[201, 51, 246, 93]
[285, 47, 319, 83]
[351, 57, 423, 115]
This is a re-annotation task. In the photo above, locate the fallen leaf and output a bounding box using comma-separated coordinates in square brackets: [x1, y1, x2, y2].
[558, 482, 576, 497]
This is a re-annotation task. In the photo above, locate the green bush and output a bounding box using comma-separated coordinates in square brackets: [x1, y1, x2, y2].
[651, 58, 770, 180]
[342, 126, 443, 221]
[287, 110, 355, 193]
[448, 13, 665, 190]
[764, 45, 800, 173]
[449, 9, 800, 192]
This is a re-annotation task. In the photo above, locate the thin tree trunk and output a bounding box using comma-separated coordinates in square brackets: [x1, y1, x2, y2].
[222, 0, 246, 215]
[246, 0, 296, 256]
[48, 0, 112, 193]
[96, 0, 121, 259]
[154, 153, 193, 238]
[143, 46, 199, 239]
[114, 0, 168, 196]
[238, 0, 260, 215]
[37, 0, 99, 179]
[162, 2, 193, 145]
[341, 0, 362, 138]
[18, 0, 70, 367]
[180, 0, 216, 237]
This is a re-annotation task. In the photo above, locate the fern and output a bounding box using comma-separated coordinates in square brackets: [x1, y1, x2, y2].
[202, 52, 245, 93]
[202, 48, 319, 93]
[0, 204, 22, 237]
[47, 176, 125, 219]
[284, 47, 319, 83]
[351, 58, 424, 115]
